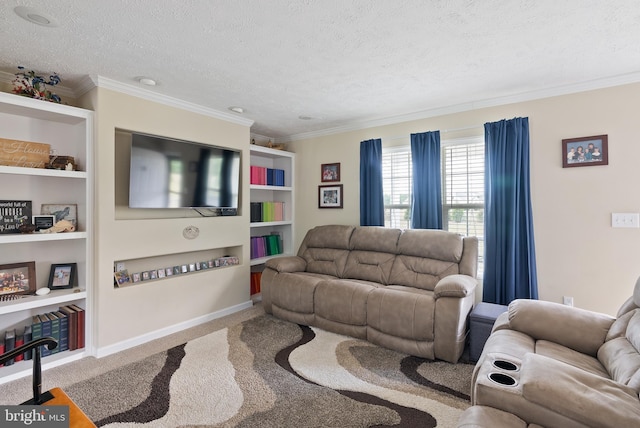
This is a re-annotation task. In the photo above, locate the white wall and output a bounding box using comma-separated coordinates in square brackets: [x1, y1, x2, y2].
[288, 82, 640, 316]
[79, 87, 251, 351]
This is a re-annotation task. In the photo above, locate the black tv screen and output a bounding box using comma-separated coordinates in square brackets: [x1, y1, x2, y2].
[129, 132, 240, 209]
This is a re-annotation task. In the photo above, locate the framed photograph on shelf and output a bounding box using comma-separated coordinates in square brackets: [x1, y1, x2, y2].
[49, 263, 78, 289]
[319, 184, 344, 209]
[562, 134, 608, 168]
[0, 261, 36, 296]
[32, 215, 55, 231]
[321, 163, 340, 182]
[41, 203, 78, 227]
[131, 272, 141, 283]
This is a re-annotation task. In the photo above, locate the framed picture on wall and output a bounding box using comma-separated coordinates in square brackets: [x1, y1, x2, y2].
[321, 163, 340, 182]
[562, 135, 608, 168]
[319, 184, 343, 209]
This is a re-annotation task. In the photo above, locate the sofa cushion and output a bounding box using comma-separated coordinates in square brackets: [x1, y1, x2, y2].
[315, 280, 379, 326]
[301, 224, 354, 250]
[343, 250, 396, 284]
[349, 226, 401, 253]
[367, 287, 435, 341]
[397, 228, 464, 260]
[301, 247, 350, 277]
[389, 255, 459, 291]
[598, 337, 640, 393]
[626, 309, 640, 351]
[270, 272, 326, 314]
[536, 340, 609, 378]
[606, 309, 638, 341]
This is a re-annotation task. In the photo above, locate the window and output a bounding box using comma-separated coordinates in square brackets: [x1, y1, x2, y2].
[382, 138, 485, 274]
[442, 139, 485, 274]
[382, 148, 412, 229]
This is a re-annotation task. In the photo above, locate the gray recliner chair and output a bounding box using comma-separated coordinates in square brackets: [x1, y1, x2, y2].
[459, 277, 640, 427]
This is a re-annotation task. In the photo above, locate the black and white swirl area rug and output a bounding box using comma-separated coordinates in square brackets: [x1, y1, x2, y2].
[65, 315, 473, 427]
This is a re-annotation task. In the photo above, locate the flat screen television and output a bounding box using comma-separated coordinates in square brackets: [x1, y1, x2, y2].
[128, 132, 240, 211]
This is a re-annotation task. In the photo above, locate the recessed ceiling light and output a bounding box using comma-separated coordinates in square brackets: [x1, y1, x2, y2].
[137, 77, 157, 86]
[229, 106, 244, 114]
[14, 6, 58, 27]
[298, 115, 313, 120]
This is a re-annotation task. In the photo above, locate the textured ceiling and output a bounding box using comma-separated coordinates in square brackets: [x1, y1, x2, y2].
[2, 1, 640, 140]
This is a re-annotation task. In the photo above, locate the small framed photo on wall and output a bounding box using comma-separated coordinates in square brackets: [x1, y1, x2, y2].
[562, 135, 608, 168]
[321, 163, 340, 182]
[319, 184, 343, 209]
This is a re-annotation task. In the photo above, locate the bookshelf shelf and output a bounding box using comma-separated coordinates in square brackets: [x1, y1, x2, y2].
[0, 91, 93, 384]
[249, 146, 295, 294]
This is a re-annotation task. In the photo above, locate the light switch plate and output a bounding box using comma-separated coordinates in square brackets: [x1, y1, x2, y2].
[612, 213, 640, 228]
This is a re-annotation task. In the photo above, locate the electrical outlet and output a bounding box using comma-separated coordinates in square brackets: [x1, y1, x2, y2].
[563, 296, 574, 306]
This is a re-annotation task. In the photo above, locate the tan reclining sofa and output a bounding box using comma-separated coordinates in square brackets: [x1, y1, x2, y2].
[261, 224, 478, 363]
[460, 277, 640, 427]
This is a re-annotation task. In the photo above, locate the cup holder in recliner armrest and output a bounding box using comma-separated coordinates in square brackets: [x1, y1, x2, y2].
[488, 372, 517, 386]
[492, 359, 518, 371]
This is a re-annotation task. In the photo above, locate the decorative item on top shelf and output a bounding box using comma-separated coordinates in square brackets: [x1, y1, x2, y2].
[48, 263, 77, 290]
[321, 163, 340, 182]
[40, 204, 77, 228]
[0, 200, 32, 234]
[12, 66, 62, 103]
[0, 261, 36, 296]
[47, 154, 76, 171]
[318, 184, 344, 209]
[0, 138, 50, 168]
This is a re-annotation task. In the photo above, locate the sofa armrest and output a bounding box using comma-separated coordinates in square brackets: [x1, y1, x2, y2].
[434, 274, 477, 299]
[264, 256, 307, 273]
[507, 299, 614, 356]
[521, 353, 640, 427]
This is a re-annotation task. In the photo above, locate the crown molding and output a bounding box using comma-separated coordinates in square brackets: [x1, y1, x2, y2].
[81, 75, 254, 127]
[281, 71, 640, 143]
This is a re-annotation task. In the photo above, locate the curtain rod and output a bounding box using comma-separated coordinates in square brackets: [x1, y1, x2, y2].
[383, 124, 483, 141]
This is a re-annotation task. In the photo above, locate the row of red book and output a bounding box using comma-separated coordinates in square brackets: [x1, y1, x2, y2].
[250, 271, 262, 295]
[0, 304, 85, 367]
[250, 166, 286, 186]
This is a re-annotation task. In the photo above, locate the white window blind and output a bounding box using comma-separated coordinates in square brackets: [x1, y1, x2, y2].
[382, 148, 412, 229]
[442, 140, 485, 273]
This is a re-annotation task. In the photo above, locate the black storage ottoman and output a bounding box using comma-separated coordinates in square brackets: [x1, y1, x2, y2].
[469, 302, 508, 362]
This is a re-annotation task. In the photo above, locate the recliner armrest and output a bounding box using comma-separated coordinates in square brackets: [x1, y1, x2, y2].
[264, 256, 307, 273]
[434, 274, 477, 299]
[521, 353, 640, 427]
[507, 299, 614, 356]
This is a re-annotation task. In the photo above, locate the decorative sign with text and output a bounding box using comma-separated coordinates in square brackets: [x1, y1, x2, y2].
[0, 137, 51, 168]
[0, 200, 32, 234]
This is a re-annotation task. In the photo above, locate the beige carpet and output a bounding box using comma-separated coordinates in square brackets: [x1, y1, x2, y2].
[0, 304, 474, 427]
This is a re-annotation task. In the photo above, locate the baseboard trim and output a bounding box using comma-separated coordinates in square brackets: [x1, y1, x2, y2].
[94, 301, 254, 358]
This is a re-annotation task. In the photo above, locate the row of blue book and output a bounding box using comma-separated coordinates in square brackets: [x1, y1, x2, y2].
[0, 304, 85, 367]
